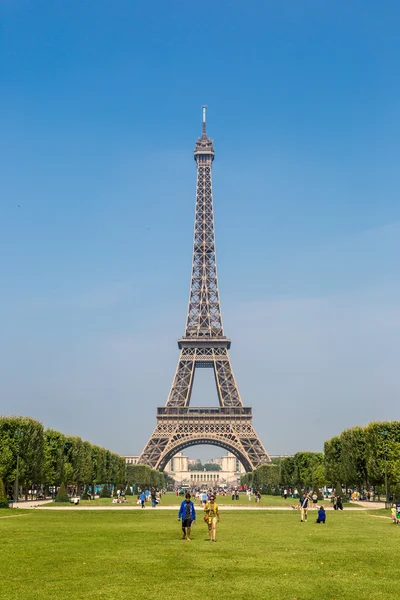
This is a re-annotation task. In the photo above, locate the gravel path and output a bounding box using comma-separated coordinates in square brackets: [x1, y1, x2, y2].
[10, 500, 386, 512]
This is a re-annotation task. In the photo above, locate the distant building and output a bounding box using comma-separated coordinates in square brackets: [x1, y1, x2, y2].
[165, 451, 245, 487]
[123, 451, 246, 486]
[124, 456, 139, 465]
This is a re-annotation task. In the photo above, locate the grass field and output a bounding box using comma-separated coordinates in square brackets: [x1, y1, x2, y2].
[1, 507, 397, 600]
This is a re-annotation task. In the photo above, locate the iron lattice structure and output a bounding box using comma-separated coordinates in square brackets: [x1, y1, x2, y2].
[139, 108, 270, 472]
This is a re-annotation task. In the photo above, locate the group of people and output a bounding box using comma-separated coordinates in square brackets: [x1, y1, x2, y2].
[332, 495, 344, 510]
[178, 493, 220, 542]
[391, 504, 400, 524]
[299, 493, 327, 523]
[246, 488, 261, 502]
[138, 488, 163, 508]
[290, 493, 327, 523]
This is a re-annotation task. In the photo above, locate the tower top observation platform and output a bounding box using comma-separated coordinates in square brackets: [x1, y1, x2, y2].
[194, 105, 214, 159]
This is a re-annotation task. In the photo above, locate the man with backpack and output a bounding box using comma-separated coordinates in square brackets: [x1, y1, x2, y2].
[300, 493, 310, 522]
[178, 493, 196, 540]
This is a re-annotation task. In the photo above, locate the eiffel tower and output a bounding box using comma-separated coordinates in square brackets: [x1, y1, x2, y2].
[139, 108, 270, 472]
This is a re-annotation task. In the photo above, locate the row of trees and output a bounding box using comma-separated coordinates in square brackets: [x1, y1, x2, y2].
[126, 464, 168, 490]
[241, 452, 325, 493]
[324, 421, 400, 497]
[188, 462, 221, 472]
[241, 421, 400, 498]
[0, 416, 165, 501]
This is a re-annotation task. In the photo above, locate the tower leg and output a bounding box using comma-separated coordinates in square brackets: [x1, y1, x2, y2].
[165, 353, 195, 408]
[214, 356, 243, 407]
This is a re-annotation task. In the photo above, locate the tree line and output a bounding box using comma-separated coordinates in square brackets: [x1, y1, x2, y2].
[188, 462, 221, 472]
[0, 416, 165, 504]
[241, 420, 400, 498]
[324, 421, 400, 497]
[241, 452, 325, 494]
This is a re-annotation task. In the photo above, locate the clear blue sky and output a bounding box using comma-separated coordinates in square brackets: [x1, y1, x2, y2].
[1, 1, 399, 459]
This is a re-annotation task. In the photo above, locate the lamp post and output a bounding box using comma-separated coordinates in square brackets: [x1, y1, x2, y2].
[380, 430, 389, 506]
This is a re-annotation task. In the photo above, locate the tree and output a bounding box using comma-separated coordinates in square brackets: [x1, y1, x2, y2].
[204, 463, 221, 471]
[280, 457, 295, 487]
[294, 452, 325, 492]
[0, 479, 8, 508]
[324, 437, 343, 494]
[44, 429, 66, 488]
[188, 463, 203, 471]
[323, 420, 400, 497]
[365, 421, 400, 489]
[0, 416, 44, 498]
[240, 472, 253, 488]
[100, 484, 111, 498]
[340, 427, 367, 490]
[126, 464, 153, 490]
[55, 482, 69, 503]
[254, 464, 279, 492]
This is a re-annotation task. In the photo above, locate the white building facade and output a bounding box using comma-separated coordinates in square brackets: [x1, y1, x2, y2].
[123, 452, 245, 487]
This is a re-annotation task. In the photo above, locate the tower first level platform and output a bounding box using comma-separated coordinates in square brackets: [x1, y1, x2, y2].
[142, 406, 264, 473]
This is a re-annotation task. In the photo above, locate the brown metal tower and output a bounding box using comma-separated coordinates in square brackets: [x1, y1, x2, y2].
[139, 108, 270, 471]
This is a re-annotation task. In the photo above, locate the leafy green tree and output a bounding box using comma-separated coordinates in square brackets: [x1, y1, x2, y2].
[163, 472, 175, 489]
[93, 446, 107, 485]
[126, 464, 151, 489]
[323, 420, 400, 496]
[81, 441, 93, 487]
[204, 463, 221, 471]
[0, 416, 44, 498]
[44, 429, 66, 488]
[387, 442, 400, 488]
[293, 452, 325, 491]
[0, 418, 19, 488]
[0, 479, 9, 508]
[365, 421, 400, 489]
[340, 427, 368, 490]
[279, 457, 295, 487]
[324, 437, 343, 494]
[55, 482, 69, 503]
[188, 462, 204, 471]
[254, 464, 279, 492]
[100, 484, 111, 498]
[114, 456, 126, 489]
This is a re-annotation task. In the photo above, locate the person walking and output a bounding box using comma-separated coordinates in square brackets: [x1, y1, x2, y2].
[151, 488, 157, 508]
[283, 489, 288, 500]
[300, 493, 310, 522]
[140, 491, 146, 509]
[391, 504, 397, 524]
[204, 495, 220, 542]
[178, 493, 196, 540]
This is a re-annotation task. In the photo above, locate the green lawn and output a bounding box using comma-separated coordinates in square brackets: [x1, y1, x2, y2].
[1, 508, 397, 599]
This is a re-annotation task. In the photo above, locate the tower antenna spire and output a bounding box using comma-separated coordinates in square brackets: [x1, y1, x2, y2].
[202, 105, 207, 134]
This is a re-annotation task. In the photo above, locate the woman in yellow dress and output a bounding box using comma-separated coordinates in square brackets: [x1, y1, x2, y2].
[204, 495, 220, 542]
